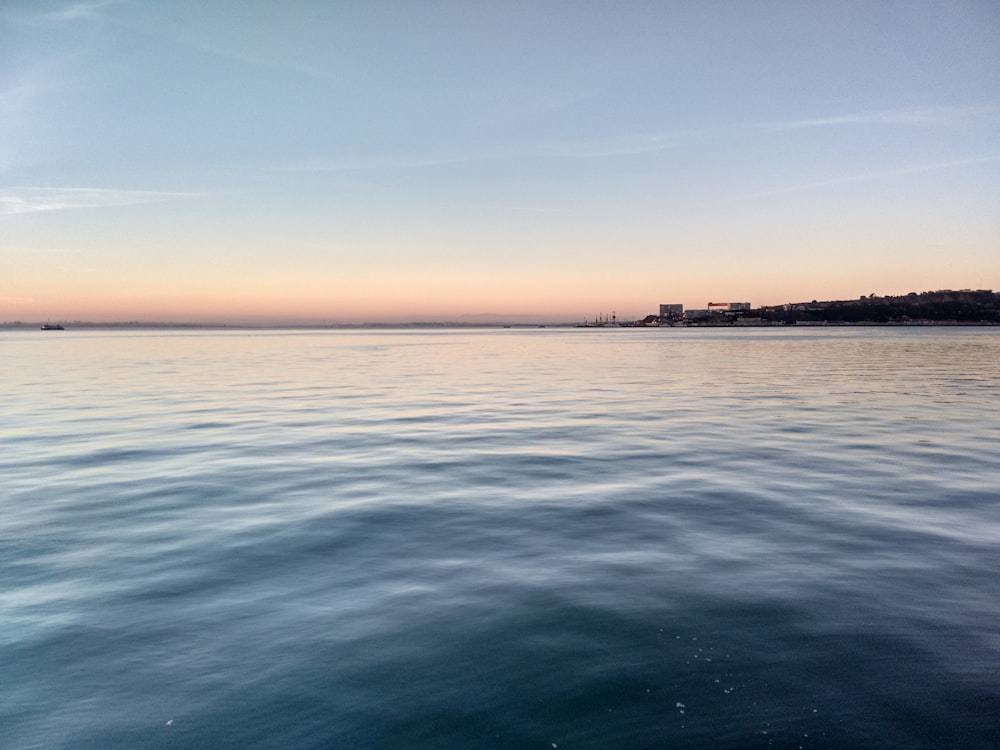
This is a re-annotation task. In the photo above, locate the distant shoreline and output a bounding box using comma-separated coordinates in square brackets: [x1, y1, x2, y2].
[2, 321, 579, 330]
[4, 320, 999, 331]
[5, 289, 999, 330]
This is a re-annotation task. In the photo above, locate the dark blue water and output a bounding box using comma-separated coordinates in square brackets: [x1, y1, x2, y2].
[2, 328, 998, 748]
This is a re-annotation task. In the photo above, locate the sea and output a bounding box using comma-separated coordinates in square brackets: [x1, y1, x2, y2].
[2, 327, 998, 749]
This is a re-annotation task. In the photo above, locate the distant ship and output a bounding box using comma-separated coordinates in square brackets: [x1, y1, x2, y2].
[40, 323, 65, 330]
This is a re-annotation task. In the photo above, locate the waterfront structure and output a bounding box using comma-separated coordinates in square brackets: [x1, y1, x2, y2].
[658, 303, 683, 324]
[707, 302, 751, 312]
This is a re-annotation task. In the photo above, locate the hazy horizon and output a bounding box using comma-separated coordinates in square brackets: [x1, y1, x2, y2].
[3, 1, 999, 322]
[5, 286, 998, 328]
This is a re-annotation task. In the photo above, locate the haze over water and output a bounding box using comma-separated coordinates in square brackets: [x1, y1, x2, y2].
[3, 327, 999, 748]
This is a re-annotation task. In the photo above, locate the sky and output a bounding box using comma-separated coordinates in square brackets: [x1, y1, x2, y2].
[2, 0, 999, 323]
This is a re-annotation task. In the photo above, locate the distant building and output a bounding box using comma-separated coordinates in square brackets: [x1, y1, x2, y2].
[659, 303, 683, 320]
[685, 309, 710, 320]
[707, 302, 751, 312]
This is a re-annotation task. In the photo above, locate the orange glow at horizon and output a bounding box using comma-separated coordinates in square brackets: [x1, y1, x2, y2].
[5, 235, 996, 324]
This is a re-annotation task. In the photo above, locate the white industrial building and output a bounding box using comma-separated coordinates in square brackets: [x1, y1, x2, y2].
[707, 301, 751, 312]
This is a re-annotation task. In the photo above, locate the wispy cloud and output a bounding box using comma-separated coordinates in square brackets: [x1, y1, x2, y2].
[44, 0, 124, 23]
[493, 205, 575, 214]
[540, 105, 1000, 160]
[275, 154, 480, 173]
[721, 155, 1000, 203]
[125, 7, 331, 81]
[0, 187, 200, 216]
[0, 80, 42, 117]
[539, 128, 718, 159]
[269, 105, 1000, 178]
[755, 105, 999, 131]
[166, 33, 326, 79]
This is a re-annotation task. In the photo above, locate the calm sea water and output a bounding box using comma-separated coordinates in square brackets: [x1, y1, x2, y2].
[2, 327, 998, 749]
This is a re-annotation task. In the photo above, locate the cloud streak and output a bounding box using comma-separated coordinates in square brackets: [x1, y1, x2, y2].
[542, 105, 1000, 160]
[275, 155, 478, 173]
[267, 105, 999, 174]
[0, 187, 200, 216]
[721, 155, 1000, 203]
[44, 0, 125, 23]
[755, 105, 999, 131]
[0, 79, 43, 117]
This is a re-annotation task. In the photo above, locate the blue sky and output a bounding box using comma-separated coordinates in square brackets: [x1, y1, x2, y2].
[2, 0, 999, 322]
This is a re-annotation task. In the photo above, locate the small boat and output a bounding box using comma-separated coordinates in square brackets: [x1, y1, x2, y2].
[40, 323, 65, 330]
